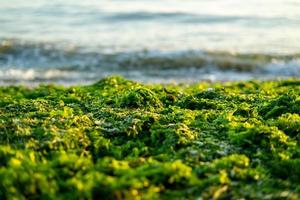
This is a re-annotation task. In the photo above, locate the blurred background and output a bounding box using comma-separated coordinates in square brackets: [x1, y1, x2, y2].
[0, 0, 300, 85]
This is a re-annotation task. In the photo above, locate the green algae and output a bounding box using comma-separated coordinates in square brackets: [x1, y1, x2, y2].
[0, 76, 300, 199]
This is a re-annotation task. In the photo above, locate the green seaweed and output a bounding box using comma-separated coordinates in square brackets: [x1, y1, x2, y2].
[0, 76, 300, 199]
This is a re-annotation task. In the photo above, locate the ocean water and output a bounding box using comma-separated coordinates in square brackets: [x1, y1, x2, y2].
[1, 0, 300, 85]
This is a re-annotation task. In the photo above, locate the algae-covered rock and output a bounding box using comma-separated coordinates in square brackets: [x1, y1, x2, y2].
[0, 76, 300, 199]
[259, 92, 300, 119]
[272, 113, 300, 137]
[118, 88, 163, 109]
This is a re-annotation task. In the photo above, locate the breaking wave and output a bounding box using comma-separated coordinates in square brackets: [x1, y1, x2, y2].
[1, 39, 300, 85]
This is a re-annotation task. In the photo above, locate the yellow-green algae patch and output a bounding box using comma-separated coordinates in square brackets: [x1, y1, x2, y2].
[0, 76, 300, 199]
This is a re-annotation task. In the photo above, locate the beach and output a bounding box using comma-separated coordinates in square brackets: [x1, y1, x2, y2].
[1, 1, 300, 199]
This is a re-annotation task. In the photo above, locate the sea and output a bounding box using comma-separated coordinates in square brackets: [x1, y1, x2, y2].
[1, 0, 300, 85]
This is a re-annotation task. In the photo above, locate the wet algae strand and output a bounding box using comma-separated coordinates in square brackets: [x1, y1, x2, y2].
[0, 76, 300, 199]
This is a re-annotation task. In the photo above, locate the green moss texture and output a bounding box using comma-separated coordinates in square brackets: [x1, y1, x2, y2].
[0, 76, 300, 199]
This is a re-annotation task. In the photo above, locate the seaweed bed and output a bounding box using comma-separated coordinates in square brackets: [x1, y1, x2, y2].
[1, 76, 300, 199]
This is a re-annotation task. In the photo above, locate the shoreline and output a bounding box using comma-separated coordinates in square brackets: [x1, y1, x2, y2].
[1, 38, 300, 86]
